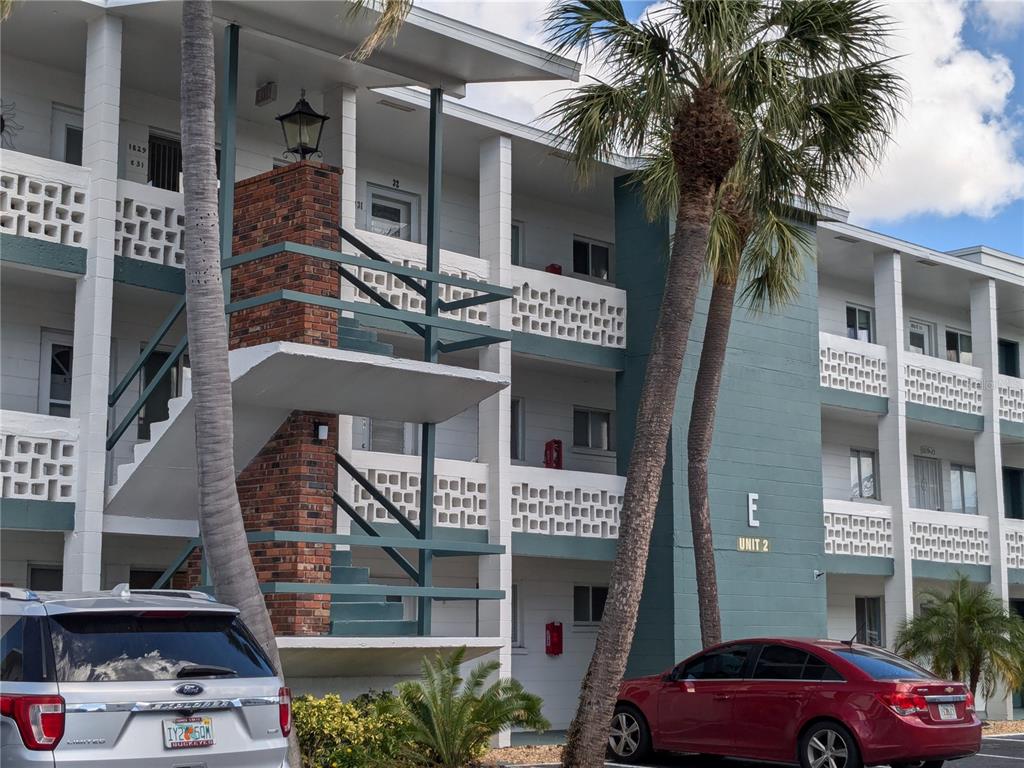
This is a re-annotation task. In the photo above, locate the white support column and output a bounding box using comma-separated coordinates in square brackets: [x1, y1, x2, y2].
[971, 278, 1013, 719]
[65, 13, 122, 591]
[874, 252, 915, 643]
[477, 134, 513, 746]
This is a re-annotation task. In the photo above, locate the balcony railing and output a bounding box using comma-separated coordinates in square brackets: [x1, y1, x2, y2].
[511, 265, 626, 348]
[908, 508, 990, 565]
[819, 333, 888, 397]
[0, 410, 79, 502]
[823, 499, 893, 558]
[904, 352, 983, 416]
[0, 150, 89, 248]
[1006, 519, 1024, 570]
[115, 180, 186, 267]
[510, 465, 623, 538]
[999, 375, 1024, 423]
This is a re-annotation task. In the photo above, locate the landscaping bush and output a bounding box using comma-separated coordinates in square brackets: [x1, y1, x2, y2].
[293, 691, 411, 768]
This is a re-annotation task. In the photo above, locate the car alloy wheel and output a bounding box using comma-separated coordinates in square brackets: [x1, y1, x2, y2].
[806, 727, 850, 768]
[609, 710, 642, 758]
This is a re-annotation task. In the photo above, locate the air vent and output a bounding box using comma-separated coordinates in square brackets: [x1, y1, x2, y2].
[377, 99, 415, 113]
[834, 234, 860, 244]
[916, 258, 939, 266]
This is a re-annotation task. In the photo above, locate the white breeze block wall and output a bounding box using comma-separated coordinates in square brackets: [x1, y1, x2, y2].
[823, 499, 894, 558]
[907, 509, 990, 565]
[510, 465, 623, 538]
[1005, 520, 1024, 570]
[0, 151, 89, 247]
[349, 450, 489, 530]
[1, 410, 78, 501]
[511, 265, 627, 348]
[998, 375, 1024, 423]
[114, 180, 185, 267]
[819, 333, 888, 397]
[903, 352, 983, 415]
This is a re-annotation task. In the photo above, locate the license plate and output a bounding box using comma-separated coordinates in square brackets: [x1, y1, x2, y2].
[938, 703, 958, 721]
[163, 716, 215, 749]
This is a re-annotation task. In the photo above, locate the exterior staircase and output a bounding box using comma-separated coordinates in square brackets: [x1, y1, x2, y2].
[336, 316, 393, 356]
[329, 549, 417, 636]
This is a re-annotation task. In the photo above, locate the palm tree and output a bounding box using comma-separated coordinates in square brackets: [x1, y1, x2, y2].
[392, 647, 549, 767]
[542, 2, 900, 764]
[180, 1, 298, 763]
[896, 574, 1024, 700]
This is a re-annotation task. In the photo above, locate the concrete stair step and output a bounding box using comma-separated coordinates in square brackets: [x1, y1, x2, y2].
[336, 337, 393, 356]
[330, 550, 352, 567]
[329, 619, 418, 637]
[330, 601, 404, 621]
[331, 565, 370, 584]
[337, 327, 378, 343]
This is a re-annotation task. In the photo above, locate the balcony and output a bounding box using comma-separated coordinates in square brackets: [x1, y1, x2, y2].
[904, 352, 983, 416]
[511, 265, 626, 348]
[819, 333, 888, 397]
[1006, 519, 1024, 571]
[908, 508, 990, 565]
[114, 180, 186, 268]
[0, 410, 78, 503]
[823, 499, 894, 558]
[510, 464, 623, 538]
[0, 150, 88, 249]
[999, 375, 1024, 424]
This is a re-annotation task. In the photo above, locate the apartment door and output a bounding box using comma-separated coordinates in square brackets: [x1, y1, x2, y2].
[368, 185, 419, 242]
[138, 348, 182, 440]
[999, 339, 1020, 377]
[914, 456, 942, 510]
[908, 319, 934, 356]
[38, 331, 74, 417]
[1005, 467, 1024, 520]
[49, 106, 83, 165]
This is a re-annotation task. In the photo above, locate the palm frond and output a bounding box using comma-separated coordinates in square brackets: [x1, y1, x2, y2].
[348, 0, 413, 61]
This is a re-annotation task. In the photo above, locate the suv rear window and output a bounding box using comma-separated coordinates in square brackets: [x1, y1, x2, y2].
[1, 616, 53, 682]
[833, 647, 934, 681]
[48, 612, 275, 682]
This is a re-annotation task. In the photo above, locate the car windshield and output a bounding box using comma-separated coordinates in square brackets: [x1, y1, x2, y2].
[833, 646, 935, 681]
[47, 611, 275, 682]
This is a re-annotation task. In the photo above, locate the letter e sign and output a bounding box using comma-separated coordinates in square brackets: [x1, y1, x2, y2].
[747, 493, 760, 528]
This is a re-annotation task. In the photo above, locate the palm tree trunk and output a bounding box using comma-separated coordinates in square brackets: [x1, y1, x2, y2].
[562, 182, 718, 768]
[180, 4, 299, 765]
[686, 275, 738, 649]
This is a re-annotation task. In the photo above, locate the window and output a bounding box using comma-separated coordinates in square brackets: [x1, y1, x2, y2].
[50, 106, 82, 165]
[574, 408, 613, 452]
[945, 329, 973, 366]
[149, 133, 182, 192]
[47, 612, 276, 682]
[846, 305, 873, 343]
[0, 616, 51, 683]
[908, 319, 935, 356]
[28, 565, 62, 591]
[1005, 467, 1024, 520]
[511, 583, 523, 647]
[999, 339, 1020, 377]
[950, 464, 978, 515]
[678, 645, 754, 680]
[510, 398, 525, 461]
[855, 596, 884, 646]
[573, 584, 608, 625]
[832, 647, 934, 681]
[368, 186, 420, 242]
[913, 456, 942, 511]
[849, 449, 878, 500]
[511, 221, 525, 266]
[39, 332, 73, 417]
[572, 237, 612, 281]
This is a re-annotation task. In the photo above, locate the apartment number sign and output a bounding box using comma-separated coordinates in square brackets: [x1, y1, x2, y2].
[737, 492, 770, 553]
[127, 140, 147, 174]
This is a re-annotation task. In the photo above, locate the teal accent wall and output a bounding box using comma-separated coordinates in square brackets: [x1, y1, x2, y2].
[0, 499, 75, 531]
[114, 256, 186, 293]
[0, 234, 86, 274]
[615, 177, 827, 676]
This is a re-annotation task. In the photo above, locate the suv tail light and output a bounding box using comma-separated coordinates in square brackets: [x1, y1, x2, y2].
[279, 687, 292, 737]
[0, 694, 65, 750]
[878, 691, 928, 716]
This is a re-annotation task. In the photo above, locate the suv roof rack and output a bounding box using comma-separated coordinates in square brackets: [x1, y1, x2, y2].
[0, 588, 40, 601]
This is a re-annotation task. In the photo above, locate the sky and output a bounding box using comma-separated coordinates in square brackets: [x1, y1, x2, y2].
[419, 0, 1024, 258]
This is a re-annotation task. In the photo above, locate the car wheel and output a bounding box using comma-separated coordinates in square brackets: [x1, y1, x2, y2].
[799, 722, 862, 768]
[607, 705, 652, 763]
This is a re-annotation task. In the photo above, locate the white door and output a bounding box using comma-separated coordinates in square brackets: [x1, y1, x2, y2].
[49, 106, 83, 165]
[38, 331, 74, 417]
[914, 456, 942, 510]
[367, 185, 419, 242]
[908, 319, 934, 356]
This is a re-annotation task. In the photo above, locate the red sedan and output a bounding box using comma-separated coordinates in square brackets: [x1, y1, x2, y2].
[610, 638, 981, 768]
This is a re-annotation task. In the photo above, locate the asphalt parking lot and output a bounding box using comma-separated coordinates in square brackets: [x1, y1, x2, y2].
[611, 733, 1024, 768]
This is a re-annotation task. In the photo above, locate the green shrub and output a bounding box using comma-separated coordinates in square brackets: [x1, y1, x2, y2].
[293, 691, 411, 768]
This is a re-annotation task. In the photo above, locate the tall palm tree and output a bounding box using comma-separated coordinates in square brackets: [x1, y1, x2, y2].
[542, 2, 900, 764]
[180, 2, 298, 763]
[896, 574, 1024, 700]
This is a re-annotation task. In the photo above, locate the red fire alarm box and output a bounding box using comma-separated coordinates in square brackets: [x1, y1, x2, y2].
[544, 439, 563, 469]
[545, 263, 562, 275]
[545, 621, 563, 656]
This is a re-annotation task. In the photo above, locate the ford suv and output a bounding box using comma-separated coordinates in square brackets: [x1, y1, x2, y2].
[0, 585, 290, 766]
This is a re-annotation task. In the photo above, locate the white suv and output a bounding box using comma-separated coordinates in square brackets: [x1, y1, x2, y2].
[0, 585, 290, 766]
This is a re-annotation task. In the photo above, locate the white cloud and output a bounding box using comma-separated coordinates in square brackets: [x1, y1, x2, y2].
[424, 0, 1024, 223]
[974, 0, 1024, 38]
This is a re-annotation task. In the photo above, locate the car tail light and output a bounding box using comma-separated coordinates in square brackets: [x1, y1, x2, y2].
[965, 691, 975, 713]
[878, 691, 928, 716]
[279, 686, 292, 737]
[0, 694, 65, 750]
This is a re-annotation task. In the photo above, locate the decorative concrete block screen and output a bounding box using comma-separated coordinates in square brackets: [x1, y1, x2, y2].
[904, 353, 983, 415]
[823, 501, 893, 558]
[999, 375, 1024, 423]
[1006, 521, 1024, 570]
[114, 181, 186, 267]
[0, 411, 78, 502]
[0, 150, 88, 247]
[347, 230, 491, 325]
[510, 466, 623, 538]
[348, 450, 488, 530]
[908, 510, 990, 565]
[818, 333, 888, 397]
[511, 266, 627, 348]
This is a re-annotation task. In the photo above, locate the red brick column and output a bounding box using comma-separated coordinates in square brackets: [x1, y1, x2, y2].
[230, 160, 341, 350]
[226, 161, 343, 635]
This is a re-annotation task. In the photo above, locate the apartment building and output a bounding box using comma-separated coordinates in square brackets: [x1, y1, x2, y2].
[0, 0, 1021, 733]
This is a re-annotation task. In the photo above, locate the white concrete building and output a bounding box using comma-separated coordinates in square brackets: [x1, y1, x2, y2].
[0, 0, 1021, 734]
